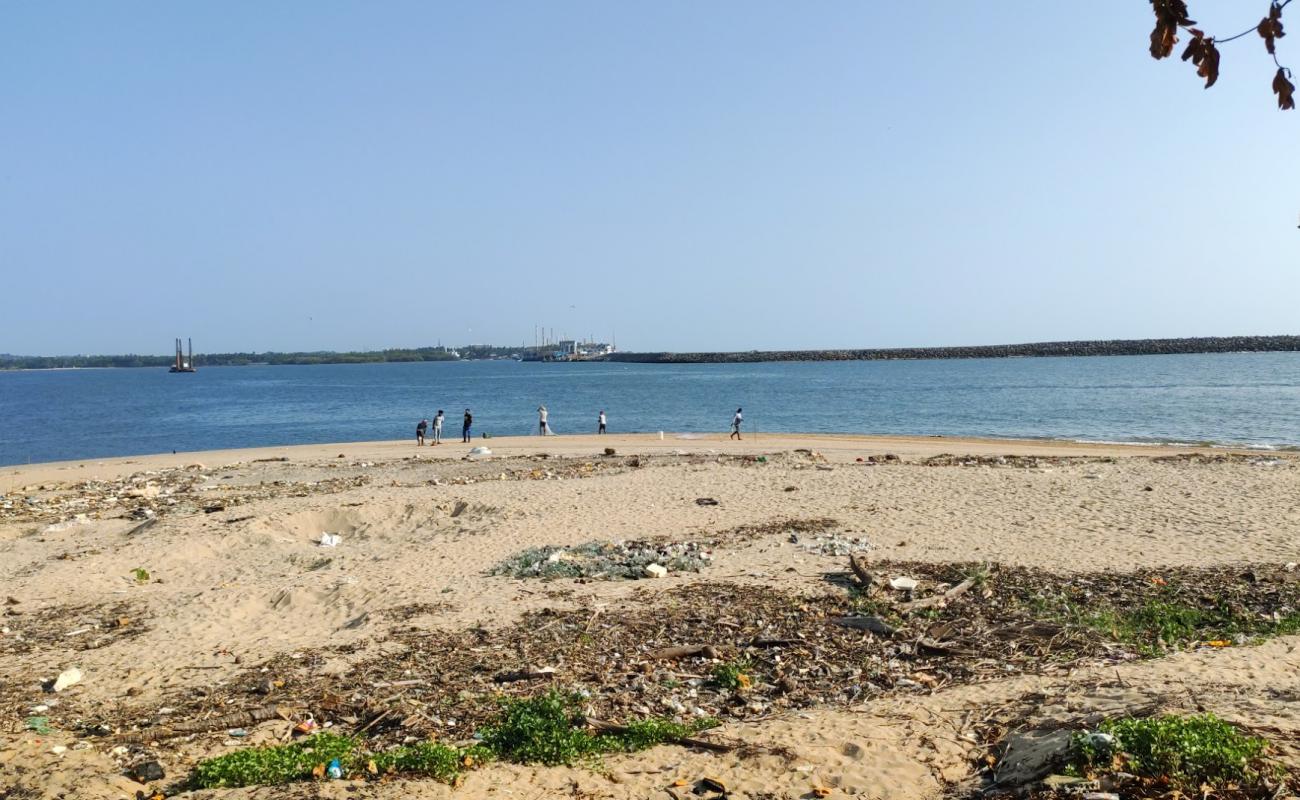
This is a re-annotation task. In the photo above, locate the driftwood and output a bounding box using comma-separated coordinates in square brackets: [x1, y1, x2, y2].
[587, 718, 734, 753]
[650, 644, 718, 660]
[117, 704, 292, 743]
[916, 637, 974, 656]
[830, 616, 895, 636]
[124, 518, 158, 537]
[748, 637, 802, 648]
[849, 554, 873, 588]
[896, 576, 977, 613]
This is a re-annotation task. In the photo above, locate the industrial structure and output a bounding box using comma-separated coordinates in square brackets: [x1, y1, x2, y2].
[169, 338, 196, 372]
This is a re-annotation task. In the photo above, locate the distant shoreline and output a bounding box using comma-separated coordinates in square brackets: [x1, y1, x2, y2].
[2, 335, 1298, 370]
[600, 335, 1300, 364]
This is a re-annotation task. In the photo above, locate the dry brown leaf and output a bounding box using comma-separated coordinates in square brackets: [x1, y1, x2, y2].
[1274, 68, 1296, 110]
[1150, 0, 1195, 59]
[1258, 3, 1286, 55]
[1180, 30, 1219, 88]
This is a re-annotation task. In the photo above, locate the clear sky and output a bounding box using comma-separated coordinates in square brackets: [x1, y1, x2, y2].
[2, 2, 1297, 355]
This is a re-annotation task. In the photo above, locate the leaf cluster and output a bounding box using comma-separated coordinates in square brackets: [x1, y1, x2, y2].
[1148, 0, 1294, 108]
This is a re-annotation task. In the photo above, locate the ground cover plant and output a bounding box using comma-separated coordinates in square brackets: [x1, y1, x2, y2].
[190, 691, 714, 788]
[1068, 714, 1276, 796]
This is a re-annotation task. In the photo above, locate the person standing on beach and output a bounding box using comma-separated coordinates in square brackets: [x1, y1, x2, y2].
[538, 405, 549, 435]
[598, 410, 607, 434]
[416, 418, 428, 446]
[462, 409, 473, 442]
[432, 410, 444, 445]
[730, 407, 743, 440]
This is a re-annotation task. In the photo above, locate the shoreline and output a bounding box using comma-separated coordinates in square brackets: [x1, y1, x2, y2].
[4, 431, 1289, 485]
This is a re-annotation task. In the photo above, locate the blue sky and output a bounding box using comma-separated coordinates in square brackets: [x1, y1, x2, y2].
[2, 2, 1297, 355]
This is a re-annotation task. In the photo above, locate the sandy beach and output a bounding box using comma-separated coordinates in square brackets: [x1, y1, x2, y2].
[2, 433, 1298, 799]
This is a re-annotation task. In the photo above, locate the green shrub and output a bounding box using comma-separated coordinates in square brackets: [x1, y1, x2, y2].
[1071, 714, 1269, 790]
[191, 732, 358, 788]
[192, 691, 719, 787]
[709, 659, 752, 691]
[479, 690, 602, 765]
[369, 741, 487, 782]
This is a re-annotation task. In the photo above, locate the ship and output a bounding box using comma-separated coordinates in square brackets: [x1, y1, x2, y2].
[169, 338, 196, 373]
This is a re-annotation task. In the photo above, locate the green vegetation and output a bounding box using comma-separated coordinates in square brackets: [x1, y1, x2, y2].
[480, 690, 714, 766]
[709, 659, 753, 692]
[191, 690, 718, 788]
[131, 567, 150, 584]
[369, 740, 485, 783]
[192, 732, 359, 788]
[1020, 583, 1300, 656]
[1070, 714, 1271, 792]
[480, 691, 602, 766]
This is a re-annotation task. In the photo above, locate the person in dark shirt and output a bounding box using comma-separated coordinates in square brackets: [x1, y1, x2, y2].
[416, 418, 428, 446]
[462, 409, 473, 443]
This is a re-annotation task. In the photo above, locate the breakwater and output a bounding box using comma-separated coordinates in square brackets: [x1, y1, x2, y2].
[601, 335, 1300, 364]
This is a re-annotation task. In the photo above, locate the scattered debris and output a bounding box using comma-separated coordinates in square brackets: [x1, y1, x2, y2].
[129, 760, 165, 783]
[794, 532, 870, 556]
[490, 540, 713, 580]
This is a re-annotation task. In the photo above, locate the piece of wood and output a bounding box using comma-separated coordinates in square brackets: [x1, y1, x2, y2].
[124, 518, 158, 537]
[748, 637, 802, 648]
[896, 576, 977, 613]
[831, 616, 895, 636]
[116, 704, 291, 743]
[849, 554, 873, 588]
[650, 644, 716, 660]
[916, 637, 974, 656]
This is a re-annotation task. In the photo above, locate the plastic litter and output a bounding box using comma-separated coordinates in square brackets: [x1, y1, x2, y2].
[644, 563, 668, 579]
[889, 577, 918, 591]
[51, 667, 83, 692]
[468, 446, 493, 457]
[318, 532, 341, 547]
[327, 758, 343, 779]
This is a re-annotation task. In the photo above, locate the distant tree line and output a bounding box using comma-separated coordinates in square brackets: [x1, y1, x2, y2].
[0, 347, 460, 370]
[603, 335, 1300, 364]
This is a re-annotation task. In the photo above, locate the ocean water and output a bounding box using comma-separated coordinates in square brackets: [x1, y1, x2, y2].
[1, 352, 1298, 466]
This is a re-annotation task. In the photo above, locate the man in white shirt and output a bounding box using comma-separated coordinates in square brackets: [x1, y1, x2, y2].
[598, 410, 607, 434]
[730, 408, 743, 440]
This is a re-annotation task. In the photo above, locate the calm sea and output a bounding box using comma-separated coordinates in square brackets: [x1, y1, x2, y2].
[2, 352, 1298, 466]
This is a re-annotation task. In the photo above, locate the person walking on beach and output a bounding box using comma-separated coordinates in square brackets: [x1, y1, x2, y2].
[538, 405, 549, 436]
[432, 410, 444, 445]
[462, 408, 473, 442]
[598, 410, 607, 434]
[416, 418, 428, 446]
[730, 407, 743, 440]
